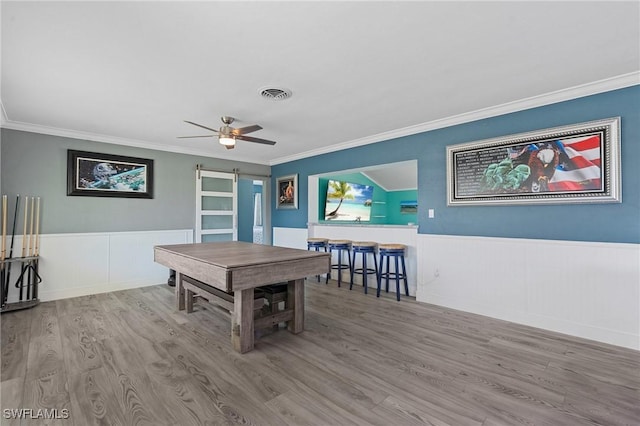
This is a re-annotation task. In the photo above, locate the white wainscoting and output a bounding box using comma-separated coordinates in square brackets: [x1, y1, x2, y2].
[271, 227, 639, 349]
[4, 229, 192, 302]
[417, 234, 640, 350]
[273, 227, 309, 250]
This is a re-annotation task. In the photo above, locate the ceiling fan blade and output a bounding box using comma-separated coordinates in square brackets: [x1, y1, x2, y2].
[184, 120, 219, 133]
[231, 124, 262, 136]
[177, 135, 215, 138]
[236, 135, 276, 145]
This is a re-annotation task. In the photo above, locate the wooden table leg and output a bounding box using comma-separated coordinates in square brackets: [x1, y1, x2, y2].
[185, 288, 194, 313]
[232, 288, 255, 353]
[176, 272, 185, 311]
[287, 278, 304, 334]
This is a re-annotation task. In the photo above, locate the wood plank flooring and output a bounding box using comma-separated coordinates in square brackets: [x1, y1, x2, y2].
[1, 280, 639, 425]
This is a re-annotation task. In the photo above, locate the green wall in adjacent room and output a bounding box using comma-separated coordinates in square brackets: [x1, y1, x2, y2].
[318, 173, 417, 225]
[386, 190, 418, 225]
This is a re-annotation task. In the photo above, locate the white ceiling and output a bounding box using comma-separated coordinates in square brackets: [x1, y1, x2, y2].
[362, 161, 418, 191]
[2, 1, 639, 166]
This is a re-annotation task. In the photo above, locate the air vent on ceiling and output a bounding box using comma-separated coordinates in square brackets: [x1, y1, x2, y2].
[259, 87, 292, 101]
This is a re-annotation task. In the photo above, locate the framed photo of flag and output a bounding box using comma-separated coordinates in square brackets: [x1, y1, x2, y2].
[446, 117, 621, 206]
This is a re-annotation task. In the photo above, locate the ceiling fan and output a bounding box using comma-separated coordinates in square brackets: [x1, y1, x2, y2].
[179, 116, 276, 150]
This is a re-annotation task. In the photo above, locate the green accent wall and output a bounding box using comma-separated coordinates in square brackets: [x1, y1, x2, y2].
[387, 190, 418, 225]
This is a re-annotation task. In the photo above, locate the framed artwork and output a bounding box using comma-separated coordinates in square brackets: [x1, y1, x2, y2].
[446, 117, 621, 206]
[400, 200, 418, 214]
[67, 150, 154, 198]
[276, 174, 298, 209]
[324, 180, 374, 221]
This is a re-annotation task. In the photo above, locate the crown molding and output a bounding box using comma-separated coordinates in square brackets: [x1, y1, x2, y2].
[2, 72, 637, 168]
[0, 119, 271, 165]
[269, 72, 640, 165]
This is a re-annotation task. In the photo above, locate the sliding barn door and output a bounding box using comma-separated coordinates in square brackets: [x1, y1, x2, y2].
[196, 170, 237, 243]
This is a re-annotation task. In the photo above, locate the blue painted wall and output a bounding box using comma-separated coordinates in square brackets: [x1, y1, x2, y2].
[272, 86, 640, 244]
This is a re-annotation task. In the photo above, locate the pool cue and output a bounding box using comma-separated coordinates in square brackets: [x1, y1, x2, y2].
[21, 196, 28, 258]
[16, 196, 29, 301]
[33, 197, 41, 300]
[1, 195, 7, 306]
[3, 195, 20, 306]
[34, 197, 40, 257]
[18, 196, 29, 300]
[1, 195, 6, 261]
[26, 197, 35, 300]
[28, 196, 34, 257]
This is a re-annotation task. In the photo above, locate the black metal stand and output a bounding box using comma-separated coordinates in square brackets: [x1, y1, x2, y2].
[167, 269, 176, 287]
[1, 255, 41, 313]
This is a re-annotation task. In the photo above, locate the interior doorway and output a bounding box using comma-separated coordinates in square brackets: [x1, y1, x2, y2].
[237, 178, 269, 244]
[252, 181, 264, 244]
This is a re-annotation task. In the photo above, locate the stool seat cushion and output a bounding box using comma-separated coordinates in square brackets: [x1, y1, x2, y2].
[352, 241, 377, 248]
[328, 239, 352, 245]
[379, 243, 406, 251]
[307, 237, 328, 243]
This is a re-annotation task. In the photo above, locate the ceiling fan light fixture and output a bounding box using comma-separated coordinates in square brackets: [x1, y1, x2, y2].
[181, 116, 275, 148]
[219, 136, 235, 146]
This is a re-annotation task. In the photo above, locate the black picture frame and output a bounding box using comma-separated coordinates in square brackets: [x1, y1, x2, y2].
[446, 117, 621, 206]
[67, 150, 154, 198]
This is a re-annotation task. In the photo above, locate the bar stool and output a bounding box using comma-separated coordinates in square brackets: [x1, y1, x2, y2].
[327, 240, 352, 287]
[378, 243, 409, 301]
[307, 238, 329, 282]
[350, 241, 379, 295]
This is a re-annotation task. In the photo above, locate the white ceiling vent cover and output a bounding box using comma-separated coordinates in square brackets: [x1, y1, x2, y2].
[259, 87, 292, 101]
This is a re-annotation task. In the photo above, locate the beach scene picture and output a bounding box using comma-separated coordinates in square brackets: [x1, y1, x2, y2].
[325, 180, 374, 221]
[400, 200, 418, 214]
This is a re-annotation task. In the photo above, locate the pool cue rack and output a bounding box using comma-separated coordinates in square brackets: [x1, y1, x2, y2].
[1, 194, 43, 313]
[1, 255, 41, 312]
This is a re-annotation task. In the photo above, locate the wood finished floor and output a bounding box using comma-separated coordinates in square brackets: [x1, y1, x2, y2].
[1, 280, 639, 426]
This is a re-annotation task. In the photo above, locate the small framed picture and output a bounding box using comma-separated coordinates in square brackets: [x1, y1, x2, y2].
[67, 150, 154, 198]
[276, 174, 298, 209]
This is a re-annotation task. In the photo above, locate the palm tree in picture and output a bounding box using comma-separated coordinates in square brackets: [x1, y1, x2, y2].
[326, 181, 354, 219]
